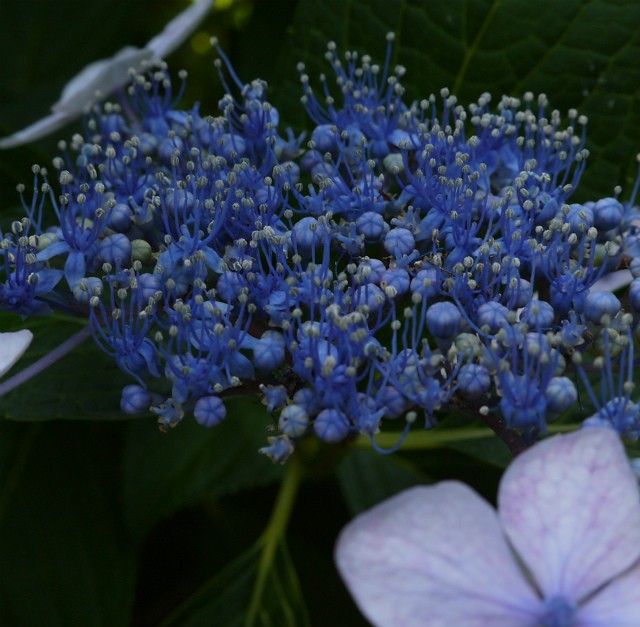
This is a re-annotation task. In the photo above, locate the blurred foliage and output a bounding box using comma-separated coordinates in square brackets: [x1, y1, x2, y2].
[1, 1, 639, 625]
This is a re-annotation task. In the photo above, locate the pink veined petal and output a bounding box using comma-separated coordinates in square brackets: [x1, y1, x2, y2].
[575, 561, 640, 626]
[335, 483, 542, 627]
[498, 428, 640, 604]
[0, 330, 34, 377]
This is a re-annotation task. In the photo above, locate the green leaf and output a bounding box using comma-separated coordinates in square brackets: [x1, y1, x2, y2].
[446, 435, 512, 468]
[276, 0, 640, 197]
[0, 421, 136, 627]
[337, 448, 429, 514]
[0, 313, 129, 421]
[160, 540, 309, 627]
[123, 395, 283, 542]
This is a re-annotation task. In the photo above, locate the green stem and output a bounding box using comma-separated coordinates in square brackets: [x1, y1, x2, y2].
[245, 455, 303, 627]
[355, 423, 577, 450]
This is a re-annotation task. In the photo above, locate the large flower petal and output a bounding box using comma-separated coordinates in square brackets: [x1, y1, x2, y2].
[0, 111, 72, 149]
[575, 561, 640, 626]
[499, 428, 640, 603]
[0, 330, 34, 378]
[146, 0, 213, 59]
[52, 47, 152, 115]
[336, 483, 541, 627]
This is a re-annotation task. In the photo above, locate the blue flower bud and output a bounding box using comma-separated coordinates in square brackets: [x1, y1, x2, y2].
[593, 197, 623, 231]
[584, 291, 621, 323]
[477, 301, 510, 332]
[565, 203, 594, 233]
[278, 404, 309, 437]
[259, 435, 294, 464]
[194, 395, 226, 427]
[381, 268, 410, 296]
[457, 364, 491, 399]
[253, 330, 286, 370]
[138, 273, 162, 302]
[217, 133, 246, 159]
[311, 124, 338, 152]
[120, 384, 151, 414]
[314, 408, 350, 442]
[98, 233, 132, 266]
[503, 278, 533, 308]
[378, 385, 408, 419]
[292, 217, 328, 251]
[521, 299, 555, 329]
[260, 384, 288, 413]
[630, 279, 640, 311]
[357, 258, 386, 284]
[292, 387, 321, 416]
[72, 276, 102, 304]
[630, 257, 640, 278]
[410, 269, 440, 299]
[545, 377, 577, 413]
[356, 211, 386, 241]
[426, 301, 461, 339]
[216, 271, 246, 302]
[108, 203, 133, 232]
[354, 283, 386, 311]
[384, 227, 415, 257]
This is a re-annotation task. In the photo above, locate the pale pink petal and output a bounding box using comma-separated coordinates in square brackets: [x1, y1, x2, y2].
[336, 483, 541, 627]
[499, 428, 640, 603]
[591, 270, 632, 293]
[576, 561, 640, 626]
[0, 111, 72, 149]
[53, 47, 152, 115]
[0, 330, 33, 377]
[146, 0, 213, 59]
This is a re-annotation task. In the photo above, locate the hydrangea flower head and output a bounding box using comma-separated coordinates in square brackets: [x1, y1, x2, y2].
[336, 427, 640, 626]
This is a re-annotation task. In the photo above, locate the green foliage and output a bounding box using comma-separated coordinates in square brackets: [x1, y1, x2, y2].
[276, 0, 640, 199]
[123, 396, 282, 543]
[160, 541, 309, 627]
[338, 448, 429, 514]
[0, 422, 136, 627]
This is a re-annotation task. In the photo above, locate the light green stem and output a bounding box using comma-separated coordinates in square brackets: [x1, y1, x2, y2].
[245, 455, 303, 627]
[355, 423, 577, 450]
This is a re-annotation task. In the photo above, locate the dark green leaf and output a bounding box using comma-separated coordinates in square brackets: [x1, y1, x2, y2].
[446, 435, 512, 468]
[0, 313, 129, 421]
[123, 395, 282, 542]
[337, 448, 429, 514]
[277, 0, 640, 197]
[0, 421, 135, 627]
[160, 539, 309, 627]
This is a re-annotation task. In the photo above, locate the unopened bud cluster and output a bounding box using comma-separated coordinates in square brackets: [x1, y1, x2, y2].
[2, 38, 640, 461]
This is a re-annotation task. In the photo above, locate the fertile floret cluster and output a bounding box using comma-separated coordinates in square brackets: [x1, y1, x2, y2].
[2, 36, 640, 461]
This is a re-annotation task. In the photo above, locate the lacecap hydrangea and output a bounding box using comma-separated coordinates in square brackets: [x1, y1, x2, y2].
[2, 34, 640, 462]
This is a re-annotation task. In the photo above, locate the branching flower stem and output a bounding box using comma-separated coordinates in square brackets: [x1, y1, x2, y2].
[245, 455, 304, 626]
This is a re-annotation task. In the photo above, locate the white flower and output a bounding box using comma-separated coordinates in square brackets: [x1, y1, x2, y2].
[0, 330, 34, 378]
[336, 427, 640, 626]
[0, 0, 213, 149]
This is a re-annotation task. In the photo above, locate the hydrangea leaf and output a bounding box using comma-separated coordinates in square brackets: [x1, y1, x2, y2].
[123, 395, 282, 543]
[337, 449, 430, 514]
[277, 0, 640, 198]
[160, 540, 310, 627]
[0, 422, 135, 626]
